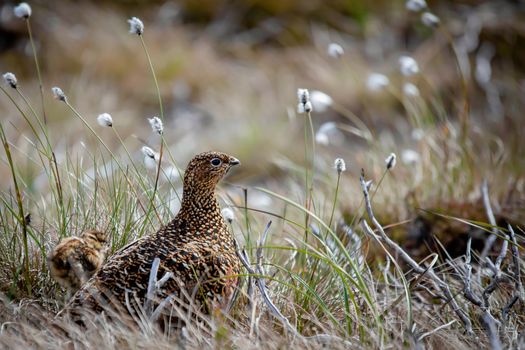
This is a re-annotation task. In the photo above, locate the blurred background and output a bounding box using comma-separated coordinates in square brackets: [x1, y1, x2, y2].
[1, 0, 524, 252]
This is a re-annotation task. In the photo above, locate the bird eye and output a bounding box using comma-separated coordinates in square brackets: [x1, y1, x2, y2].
[210, 158, 222, 167]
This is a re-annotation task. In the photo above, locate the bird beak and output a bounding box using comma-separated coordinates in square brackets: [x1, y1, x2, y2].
[229, 157, 240, 166]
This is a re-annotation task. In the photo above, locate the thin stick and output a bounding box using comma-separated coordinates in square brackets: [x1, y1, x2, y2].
[502, 225, 522, 320]
[480, 179, 498, 260]
[483, 312, 502, 350]
[507, 225, 522, 295]
[464, 238, 482, 306]
[145, 257, 161, 316]
[417, 320, 456, 342]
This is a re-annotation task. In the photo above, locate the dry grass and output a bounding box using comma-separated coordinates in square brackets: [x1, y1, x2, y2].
[1, 1, 524, 349]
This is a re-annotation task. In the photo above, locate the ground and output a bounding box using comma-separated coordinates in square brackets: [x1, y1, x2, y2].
[0, 1, 524, 348]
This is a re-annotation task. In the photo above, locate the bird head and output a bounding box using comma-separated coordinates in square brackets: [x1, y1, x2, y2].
[183, 151, 240, 191]
[81, 230, 108, 250]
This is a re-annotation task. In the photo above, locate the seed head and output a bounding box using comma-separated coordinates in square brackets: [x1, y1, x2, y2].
[97, 113, 113, 127]
[403, 82, 420, 97]
[128, 17, 144, 35]
[315, 122, 338, 146]
[14, 2, 32, 19]
[148, 116, 163, 135]
[142, 146, 158, 169]
[327, 43, 344, 59]
[297, 88, 313, 114]
[221, 208, 235, 224]
[51, 87, 67, 102]
[366, 73, 390, 92]
[385, 153, 397, 170]
[405, 0, 427, 12]
[421, 12, 440, 27]
[310, 90, 333, 113]
[141, 146, 157, 160]
[399, 56, 419, 76]
[401, 149, 420, 164]
[334, 158, 346, 173]
[2, 72, 18, 89]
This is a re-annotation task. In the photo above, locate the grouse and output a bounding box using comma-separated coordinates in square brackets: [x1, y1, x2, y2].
[48, 230, 109, 296]
[62, 151, 241, 320]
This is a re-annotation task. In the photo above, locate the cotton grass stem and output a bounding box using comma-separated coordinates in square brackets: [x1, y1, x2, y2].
[303, 110, 316, 245]
[138, 34, 165, 215]
[63, 100, 160, 222]
[0, 123, 31, 296]
[25, 19, 47, 125]
[0, 86, 64, 233]
[327, 171, 341, 232]
[110, 127, 159, 201]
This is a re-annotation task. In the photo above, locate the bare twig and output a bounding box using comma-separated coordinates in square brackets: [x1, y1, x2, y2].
[508, 225, 522, 296]
[494, 234, 509, 272]
[144, 257, 172, 319]
[358, 170, 473, 334]
[256, 221, 272, 275]
[463, 234, 502, 341]
[417, 320, 457, 342]
[480, 179, 498, 261]
[464, 238, 482, 306]
[235, 223, 297, 336]
[145, 258, 161, 316]
[483, 312, 502, 350]
[482, 234, 508, 307]
[236, 222, 352, 346]
[503, 225, 523, 320]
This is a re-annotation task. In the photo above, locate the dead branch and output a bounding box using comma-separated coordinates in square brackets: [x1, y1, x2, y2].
[358, 170, 473, 335]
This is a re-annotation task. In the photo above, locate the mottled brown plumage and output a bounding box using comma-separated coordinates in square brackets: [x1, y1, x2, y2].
[48, 230, 108, 293]
[63, 151, 241, 319]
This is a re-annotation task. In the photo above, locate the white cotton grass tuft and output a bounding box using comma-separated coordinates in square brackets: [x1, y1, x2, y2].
[141, 146, 157, 159]
[309, 90, 333, 113]
[14, 2, 32, 19]
[297, 88, 313, 114]
[405, 0, 426, 12]
[315, 122, 344, 146]
[221, 208, 235, 224]
[144, 156, 158, 170]
[385, 153, 397, 170]
[403, 82, 420, 97]
[334, 158, 346, 173]
[401, 149, 420, 164]
[148, 116, 163, 135]
[128, 17, 144, 35]
[421, 12, 440, 27]
[51, 87, 67, 102]
[327, 43, 344, 58]
[399, 56, 419, 76]
[2, 72, 18, 89]
[97, 113, 113, 127]
[366, 73, 390, 92]
[141, 146, 158, 169]
[316, 122, 335, 145]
